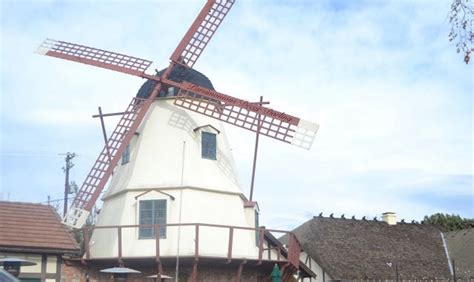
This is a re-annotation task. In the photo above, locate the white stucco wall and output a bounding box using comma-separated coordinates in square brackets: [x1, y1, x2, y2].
[89, 99, 268, 259]
[300, 251, 332, 282]
[90, 188, 264, 259]
[105, 98, 241, 198]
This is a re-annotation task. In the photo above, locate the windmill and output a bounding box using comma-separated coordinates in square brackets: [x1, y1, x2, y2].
[37, 0, 319, 280]
[37, 0, 319, 230]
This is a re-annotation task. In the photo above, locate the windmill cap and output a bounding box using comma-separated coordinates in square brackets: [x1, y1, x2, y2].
[137, 64, 214, 99]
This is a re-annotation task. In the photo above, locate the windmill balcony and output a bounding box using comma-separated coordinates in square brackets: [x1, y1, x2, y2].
[78, 223, 301, 270]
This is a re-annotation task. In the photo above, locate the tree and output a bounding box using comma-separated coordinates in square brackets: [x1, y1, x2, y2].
[448, 0, 474, 64]
[423, 213, 474, 231]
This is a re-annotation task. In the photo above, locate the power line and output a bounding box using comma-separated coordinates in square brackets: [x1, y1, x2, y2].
[0, 152, 64, 158]
[38, 196, 76, 204]
[0, 151, 93, 159]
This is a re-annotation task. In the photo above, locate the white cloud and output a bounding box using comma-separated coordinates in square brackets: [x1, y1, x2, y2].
[1, 0, 472, 227]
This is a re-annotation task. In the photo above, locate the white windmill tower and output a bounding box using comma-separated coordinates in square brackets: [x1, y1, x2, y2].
[37, 0, 319, 280]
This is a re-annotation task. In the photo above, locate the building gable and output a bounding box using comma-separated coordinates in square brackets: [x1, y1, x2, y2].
[0, 201, 80, 254]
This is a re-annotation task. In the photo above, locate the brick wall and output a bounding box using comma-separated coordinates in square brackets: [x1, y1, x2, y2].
[61, 263, 88, 282]
[61, 259, 276, 281]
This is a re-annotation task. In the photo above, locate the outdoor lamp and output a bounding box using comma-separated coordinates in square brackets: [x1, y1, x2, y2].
[147, 273, 173, 281]
[100, 266, 141, 281]
[0, 258, 37, 277]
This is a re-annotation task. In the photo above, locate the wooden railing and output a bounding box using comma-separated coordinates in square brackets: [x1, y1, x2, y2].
[81, 223, 301, 269]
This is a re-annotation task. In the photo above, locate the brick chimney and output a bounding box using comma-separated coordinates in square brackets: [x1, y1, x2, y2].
[382, 212, 397, 225]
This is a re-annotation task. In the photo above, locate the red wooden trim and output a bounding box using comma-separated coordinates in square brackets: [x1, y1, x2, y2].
[170, 0, 213, 63]
[155, 225, 163, 278]
[89, 222, 291, 234]
[117, 227, 123, 266]
[227, 227, 234, 263]
[191, 260, 198, 282]
[195, 224, 200, 261]
[243, 201, 257, 208]
[170, 1, 235, 68]
[178, 81, 300, 125]
[235, 259, 246, 282]
[46, 51, 148, 77]
[281, 262, 290, 281]
[81, 222, 304, 270]
[257, 228, 265, 264]
[98, 107, 113, 164]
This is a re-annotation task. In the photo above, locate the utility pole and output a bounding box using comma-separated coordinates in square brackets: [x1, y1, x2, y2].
[61, 152, 76, 217]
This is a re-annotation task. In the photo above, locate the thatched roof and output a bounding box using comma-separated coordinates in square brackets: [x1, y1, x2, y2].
[283, 216, 451, 280]
[445, 228, 474, 278]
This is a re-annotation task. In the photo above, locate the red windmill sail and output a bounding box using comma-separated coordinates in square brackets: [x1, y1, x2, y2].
[170, 0, 235, 67]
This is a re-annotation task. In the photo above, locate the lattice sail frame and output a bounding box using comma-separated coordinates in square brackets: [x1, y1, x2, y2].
[175, 82, 319, 149]
[37, 39, 152, 77]
[171, 0, 235, 67]
[63, 97, 150, 228]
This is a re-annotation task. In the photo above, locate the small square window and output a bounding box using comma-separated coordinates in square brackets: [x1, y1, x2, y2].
[139, 200, 167, 239]
[121, 144, 130, 165]
[201, 132, 216, 160]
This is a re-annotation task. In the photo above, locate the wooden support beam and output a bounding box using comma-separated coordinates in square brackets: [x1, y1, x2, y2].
[117, 227, 123, 266]
[155, 225, 163, 274]
[97, 107, 113, 164]
[281, 263, 289, 282]
[281, 263, 298, 282]
[195, 224, 200, 261]
[227, 227, 234, 263]
[191, 260, 198, 282]
[257, 228, 265, 265]
[235, 259, 246, 282]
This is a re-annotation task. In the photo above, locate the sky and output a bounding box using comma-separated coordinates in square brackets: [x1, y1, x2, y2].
[0, 0, 473, 230]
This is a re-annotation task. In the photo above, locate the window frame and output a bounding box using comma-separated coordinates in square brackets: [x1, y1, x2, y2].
[201, 131, 217, 160]
[121, 144, 130, 165]
[138, 199, 167, 239]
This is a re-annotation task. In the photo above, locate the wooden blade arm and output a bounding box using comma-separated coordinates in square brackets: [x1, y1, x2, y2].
[36, 39, 153, 77]
[169, 80, 319, 149]
[170, 0, 235, 68]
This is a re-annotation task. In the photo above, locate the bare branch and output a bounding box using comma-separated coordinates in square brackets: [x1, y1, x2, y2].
[448, 0, 474, 64]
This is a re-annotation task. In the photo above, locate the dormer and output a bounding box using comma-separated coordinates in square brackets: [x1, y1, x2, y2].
[194, 125, 220, 160]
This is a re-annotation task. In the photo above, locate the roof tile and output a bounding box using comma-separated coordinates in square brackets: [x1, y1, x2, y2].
[0, 201, 80, 253]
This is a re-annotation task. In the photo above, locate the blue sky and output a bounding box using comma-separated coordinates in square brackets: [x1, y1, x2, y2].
[1, 0, 472, 230]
